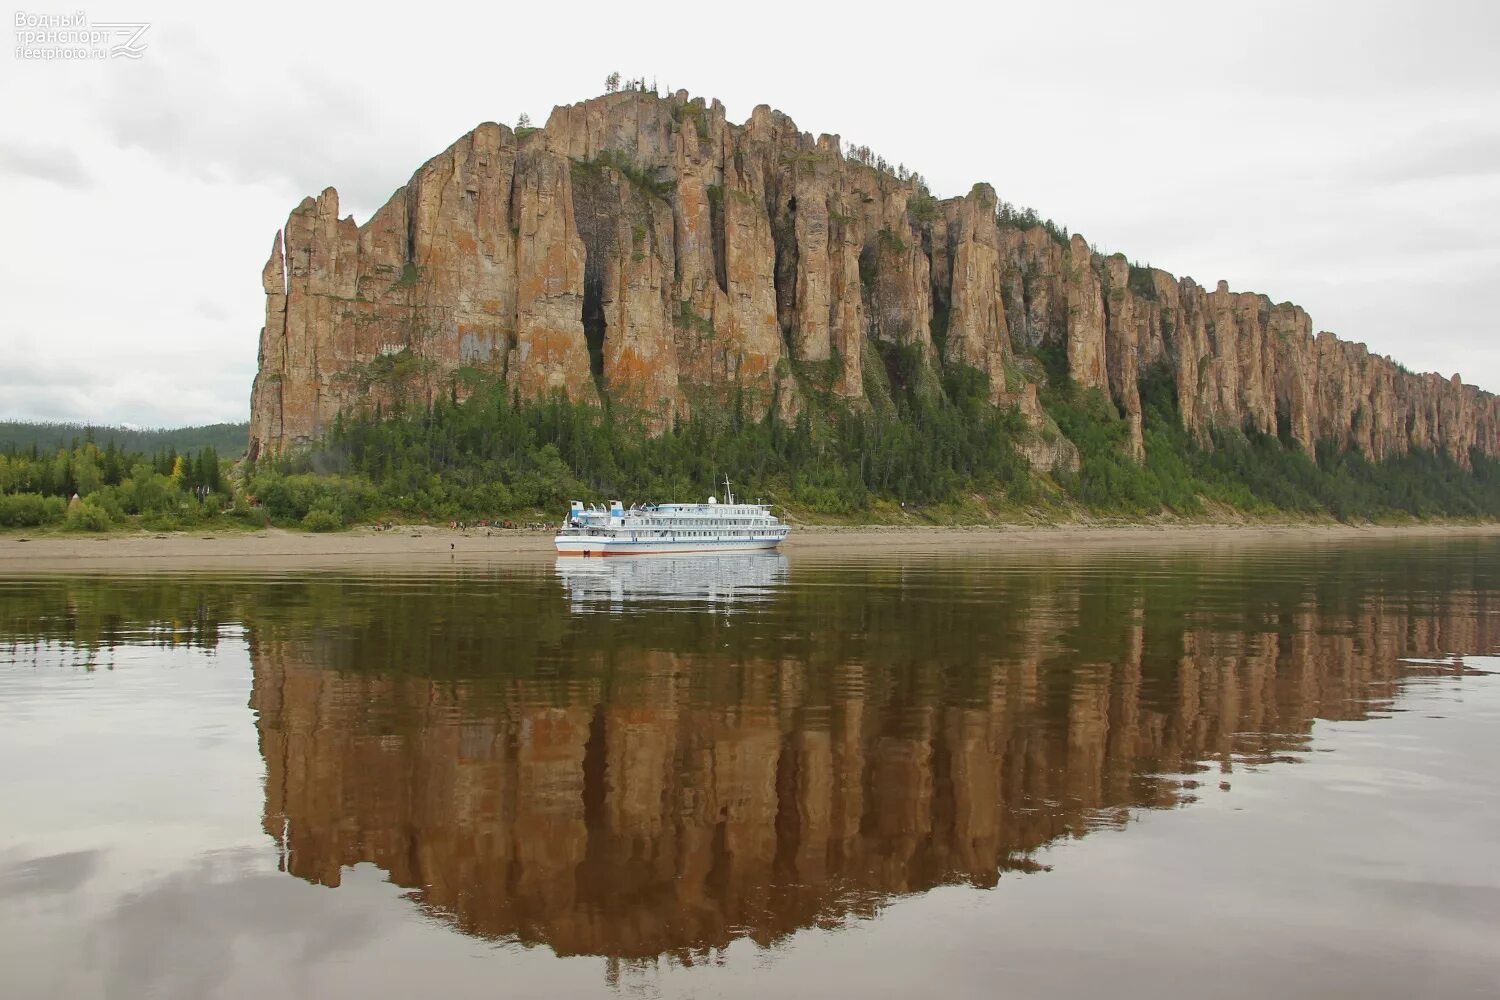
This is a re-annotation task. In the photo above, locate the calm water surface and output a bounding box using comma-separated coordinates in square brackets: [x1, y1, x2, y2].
[1, 537, 1498, 998]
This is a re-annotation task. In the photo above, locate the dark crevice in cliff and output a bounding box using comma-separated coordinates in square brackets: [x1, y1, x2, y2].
[582, 252, 606, 394]
[917, 220, 933, 279]
[929, 301, 951, 364]
[403, 188, 418, 273]
[570, 170, 614, 396]
[929, 223, 955, 363]
[1000, 276, 1026, 355]
[768, 180, 798, 354]
[1100, 287, 1125, 415]
[1276, 407, 1295, 447]
[708, 184, 728, 295]
[1014, 271, 1038, 353]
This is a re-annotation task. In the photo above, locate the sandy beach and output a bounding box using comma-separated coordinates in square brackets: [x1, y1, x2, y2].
[1, 520, 1497, 572]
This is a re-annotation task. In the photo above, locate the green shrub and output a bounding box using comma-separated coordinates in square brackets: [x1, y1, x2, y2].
[225, 495, 264, 527]
[0, 493, 65, 527]
[250, 472, 376, 525]
[571, 149, 675, 200]
[64, 499, 112, 532]
[115, 467, 180, 515]
[907, 191, 940, 224]
[301, 507, 343, 532]
[87, 485, 126, 520]
[392, 262, 422, 289]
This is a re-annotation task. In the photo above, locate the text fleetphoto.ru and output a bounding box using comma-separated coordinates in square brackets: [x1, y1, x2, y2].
[13, 9, 149, 61]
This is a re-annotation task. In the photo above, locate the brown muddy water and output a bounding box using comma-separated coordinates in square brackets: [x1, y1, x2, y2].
[1, 536, 1498, 999]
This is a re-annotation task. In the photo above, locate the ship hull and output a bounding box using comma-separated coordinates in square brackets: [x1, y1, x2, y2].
[554, 536, 785, 557]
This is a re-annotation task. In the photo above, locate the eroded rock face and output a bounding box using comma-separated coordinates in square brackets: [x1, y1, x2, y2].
[570, 162, 683, 427]
[509, 147, 595, 404]
[1101, 257, 1145, 460]
[942, 185, 1011, 400]
[248, 88, 1500, 470]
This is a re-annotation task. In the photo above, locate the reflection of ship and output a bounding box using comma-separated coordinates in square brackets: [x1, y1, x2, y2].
[556, 552, 789, 608]
[554, 478, 789, 556]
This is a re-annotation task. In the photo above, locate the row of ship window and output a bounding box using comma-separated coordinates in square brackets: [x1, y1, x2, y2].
[622, 520, 766, 527]
[628, 529, 766, 536]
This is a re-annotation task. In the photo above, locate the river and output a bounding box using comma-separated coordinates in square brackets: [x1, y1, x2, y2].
[1, 534, 1496, 998]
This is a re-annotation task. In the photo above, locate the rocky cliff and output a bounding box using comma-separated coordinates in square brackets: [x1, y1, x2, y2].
[248, 88, 1500, 468]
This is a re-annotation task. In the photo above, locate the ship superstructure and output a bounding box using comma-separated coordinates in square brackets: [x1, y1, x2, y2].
[554, 479, 789, 557]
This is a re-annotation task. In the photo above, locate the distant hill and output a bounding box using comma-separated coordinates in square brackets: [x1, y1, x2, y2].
[0, 421, 249, 456]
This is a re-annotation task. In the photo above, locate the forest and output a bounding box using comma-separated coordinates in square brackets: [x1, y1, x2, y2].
[0, 437, 238, 531]
[5, 353, 1500, 533]
[0, 421, 248, 455]
[239, 354, 1500, 530]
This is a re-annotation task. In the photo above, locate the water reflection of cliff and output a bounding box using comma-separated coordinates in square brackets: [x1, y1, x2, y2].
[244, 544, 1497, 960]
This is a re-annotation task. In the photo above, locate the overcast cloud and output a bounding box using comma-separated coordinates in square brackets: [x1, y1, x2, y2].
[1, 0, 1496, 427]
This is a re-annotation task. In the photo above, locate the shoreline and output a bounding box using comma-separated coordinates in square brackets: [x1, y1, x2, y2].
[2, 520, 1497, 572]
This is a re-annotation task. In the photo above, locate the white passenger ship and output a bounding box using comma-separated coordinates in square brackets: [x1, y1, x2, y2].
[554, 479, 789, 557]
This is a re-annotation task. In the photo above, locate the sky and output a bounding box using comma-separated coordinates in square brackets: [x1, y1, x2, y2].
[1, 0, 1497, 427]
